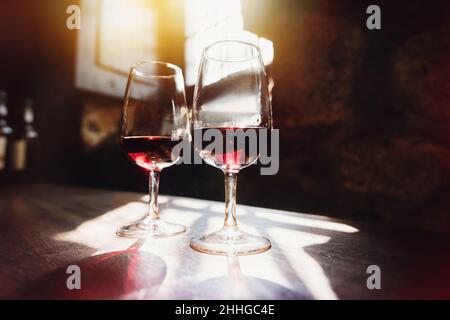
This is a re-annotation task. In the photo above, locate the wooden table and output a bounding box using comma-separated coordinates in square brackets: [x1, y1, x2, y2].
[0, 184, 449, 299]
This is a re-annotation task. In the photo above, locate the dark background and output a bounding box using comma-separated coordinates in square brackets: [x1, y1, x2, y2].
[1, 0, 450, 231]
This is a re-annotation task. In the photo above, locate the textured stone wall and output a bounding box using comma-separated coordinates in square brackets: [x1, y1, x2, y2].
[240, 0, 450, 230]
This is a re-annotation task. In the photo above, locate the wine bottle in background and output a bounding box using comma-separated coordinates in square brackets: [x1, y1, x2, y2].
[9, 98, 38, 184]
[0, 90, 13, 185]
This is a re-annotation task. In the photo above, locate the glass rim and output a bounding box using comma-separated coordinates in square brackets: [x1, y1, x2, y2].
[131, 60, 182, 79]
[203, 40, 261, 63]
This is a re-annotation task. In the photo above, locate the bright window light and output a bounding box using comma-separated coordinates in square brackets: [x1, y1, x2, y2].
[184, 0, 274, 85]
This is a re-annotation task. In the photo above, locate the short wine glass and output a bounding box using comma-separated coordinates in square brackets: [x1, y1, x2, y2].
[190, 40, 272, 255]
[117, 61, 189, 238]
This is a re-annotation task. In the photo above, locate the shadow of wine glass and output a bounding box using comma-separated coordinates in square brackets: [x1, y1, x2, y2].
[177, 255, 312, 300]
[16, 240, 167, 299]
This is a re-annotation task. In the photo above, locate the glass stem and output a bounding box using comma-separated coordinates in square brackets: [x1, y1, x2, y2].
[223, 172, 238, 229]
[147, 170, 160, 220]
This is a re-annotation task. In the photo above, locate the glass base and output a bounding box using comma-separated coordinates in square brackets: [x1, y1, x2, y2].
[116, 218, 186, 239]
[190, 227, 271, 256]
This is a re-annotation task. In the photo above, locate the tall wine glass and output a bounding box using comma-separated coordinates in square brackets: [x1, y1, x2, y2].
[118, 61, 189, 238]
[190, 40, 272, 255]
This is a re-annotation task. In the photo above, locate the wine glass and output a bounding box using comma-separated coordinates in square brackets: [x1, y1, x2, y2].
[190, 40, 272, 255]
[117, 61, 189, 238]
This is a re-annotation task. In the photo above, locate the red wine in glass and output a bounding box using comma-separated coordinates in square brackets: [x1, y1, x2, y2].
[122, 136, 180, 171]
[117, 61, 188, 239]
[195, 127, 262, 173]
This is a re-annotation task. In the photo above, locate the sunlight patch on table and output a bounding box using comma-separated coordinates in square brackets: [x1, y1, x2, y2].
[53, 202, 147, 250]
[172, 198, 210, 210]
[268, 227, 338, 300]
[256, 211, 359, 233]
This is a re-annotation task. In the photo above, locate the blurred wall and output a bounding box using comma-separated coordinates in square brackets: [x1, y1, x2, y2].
[0, 0, 82, 183]
[242, 0, 450, 230]
[1, 0, 450, 231]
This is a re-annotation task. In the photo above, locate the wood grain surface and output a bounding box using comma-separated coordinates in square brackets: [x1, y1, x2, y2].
[0, 184, 449, 299]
